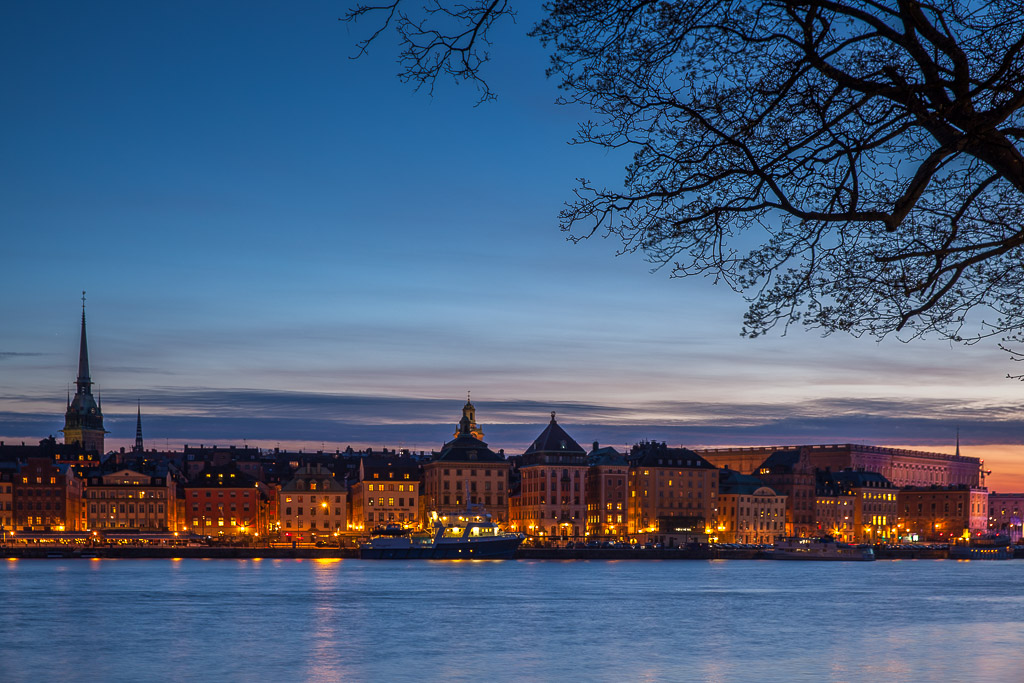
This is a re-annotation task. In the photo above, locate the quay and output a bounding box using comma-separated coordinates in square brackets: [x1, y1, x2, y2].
[4, 544, 1007, 560]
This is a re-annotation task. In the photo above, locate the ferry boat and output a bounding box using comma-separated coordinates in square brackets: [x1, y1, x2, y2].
[770, 536, 875, 561]
[360, 512, 524, 560]
[948, 533, 1013, 560]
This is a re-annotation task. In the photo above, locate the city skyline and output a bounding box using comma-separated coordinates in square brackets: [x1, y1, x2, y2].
[2, 2, 1023, 490]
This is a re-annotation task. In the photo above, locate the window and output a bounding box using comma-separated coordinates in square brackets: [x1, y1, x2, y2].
[389, 498, 395, 506]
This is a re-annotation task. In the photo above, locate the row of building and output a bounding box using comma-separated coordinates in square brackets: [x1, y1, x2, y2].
[2, 303, 1021, 546]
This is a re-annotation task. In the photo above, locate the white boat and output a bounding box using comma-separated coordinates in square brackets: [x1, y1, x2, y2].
[360, 512, 524, 559]
[949, 533, 1013, 560]
[770, 536, 875, 561]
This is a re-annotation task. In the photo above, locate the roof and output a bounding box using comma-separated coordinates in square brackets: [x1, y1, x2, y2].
[186, 462, 258, 488]
[718, 468, 772, 495]
[757, 448, 811, 475]
[588, 446, 627, 467]
[817, 468, 894, 495]
[524, 413, 586, 456]
[628, 442, 715, 469]
[433, 417, 505, 463]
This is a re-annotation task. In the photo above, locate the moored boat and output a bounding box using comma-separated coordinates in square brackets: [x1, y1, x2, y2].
[360, 512, 524, 559]
[770, 536, 875, 561]
[948, 533, 1013, 560]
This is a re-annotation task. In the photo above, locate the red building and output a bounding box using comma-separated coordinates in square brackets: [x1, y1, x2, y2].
[13, 456, 84, 531]
[185, 463, 269, 538]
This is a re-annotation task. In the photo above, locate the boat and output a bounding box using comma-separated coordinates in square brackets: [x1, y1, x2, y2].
[360, 512, 524, 559]
[948, 533, 1013, 560]
[769, 536, 875, 561]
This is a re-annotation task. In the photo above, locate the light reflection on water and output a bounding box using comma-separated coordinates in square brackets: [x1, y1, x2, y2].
[0, 559, 1021, 682]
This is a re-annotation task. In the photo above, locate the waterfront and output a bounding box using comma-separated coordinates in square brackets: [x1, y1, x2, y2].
[1, 559, 1021, 682]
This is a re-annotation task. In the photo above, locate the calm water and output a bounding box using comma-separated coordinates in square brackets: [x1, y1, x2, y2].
[1, 558, 1021, 682]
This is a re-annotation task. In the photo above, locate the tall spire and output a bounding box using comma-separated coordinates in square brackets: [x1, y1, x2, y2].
[76, 291, 92, 395]
[955, 427, 961, 458]
[134, 399, 144, 453]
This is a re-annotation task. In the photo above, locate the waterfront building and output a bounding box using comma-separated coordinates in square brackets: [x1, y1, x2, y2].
[348, 454, 420, 531]
[13, 456, 84, 531]
[627, 442, 718, 538]
[0, 468, 14, 533]
[717, 468, 786, 544]
[898, 485, 989, 541]
[987, 492, 1024, 542]
[585, 444, 628, 540]
[84, 466, 181, 532]
[62, 298, 107, 454]
[756, 449, 815, 537]
[185, 463, 269, 537]
[508, 413, 588, 541]
[422, 415, 509, 524]
[278, 463, 347, 543]
[698, 443, 982, 488]
[816, 469, 897, 543]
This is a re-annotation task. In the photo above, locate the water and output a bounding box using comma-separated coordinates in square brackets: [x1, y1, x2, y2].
[1, 558, 1021, 682]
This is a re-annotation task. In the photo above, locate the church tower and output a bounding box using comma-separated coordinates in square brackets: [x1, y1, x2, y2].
[62, 293, 107, 453]
[452, 392, 485, 441]
[132, 400, 144, 453]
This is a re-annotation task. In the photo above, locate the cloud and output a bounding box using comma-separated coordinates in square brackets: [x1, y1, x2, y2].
[0, 352, 48, 361]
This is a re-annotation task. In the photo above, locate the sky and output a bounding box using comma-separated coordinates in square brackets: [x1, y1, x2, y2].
[1, 2, 1023, 490]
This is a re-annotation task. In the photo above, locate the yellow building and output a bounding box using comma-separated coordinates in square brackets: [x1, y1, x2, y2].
[423, 415, 510, 523]
[717, 468, 786, 544]
[627, 442, 718, 538]
[278, 463, 347, 543]
[348, 455, 420, 531]
[84, 467, 181, 532]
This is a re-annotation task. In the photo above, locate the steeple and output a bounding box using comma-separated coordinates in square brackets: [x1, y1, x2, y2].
[133, 400, 144, 453]
[62, 292, 107, 453]
[76, 291, 92, 395]
[955, 428, 961, 458]
[452, 392, 484, 440]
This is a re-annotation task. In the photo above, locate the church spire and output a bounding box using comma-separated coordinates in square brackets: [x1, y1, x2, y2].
[955, 427, 961, 458]
[76, 291, 92, 395]
[134, 400, 145, 453]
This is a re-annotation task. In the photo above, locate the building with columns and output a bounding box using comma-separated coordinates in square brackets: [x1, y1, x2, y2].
[697, 443, 981, 488]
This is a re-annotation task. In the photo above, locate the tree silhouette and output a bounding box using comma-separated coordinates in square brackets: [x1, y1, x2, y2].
[346, 1, 1024, 353]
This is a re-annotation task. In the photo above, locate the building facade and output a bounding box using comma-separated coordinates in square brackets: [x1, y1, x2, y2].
[422, 416, 509, 523]
[699, 443, 981, 489]
[348, 456, 420, 531]
[185, 463, 268, 537]
[509, 413, 588, 541]
[278, 463, 347, 543]
[816, 469, 897, 543]
[756, 449, 816, 537]
[627, 442, 719, 538]
[84, 467, 180, 532]
[898, 485, 989, 541]
[585, 445, 628, 540]
[718, 468, 786, 544]
[987, 492, 1024, 542]
[13, 457, 83, 531]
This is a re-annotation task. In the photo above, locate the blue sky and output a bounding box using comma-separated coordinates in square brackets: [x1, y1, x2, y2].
[2, 2, 1022, 488]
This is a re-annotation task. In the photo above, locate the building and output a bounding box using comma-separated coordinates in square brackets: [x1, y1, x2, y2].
[422, 415, 510, 523]
[755, 449, 815, 537]
[627, 442, 719, 538]
[988, 493, 1024, 542]
[816, 469, 897, 543]
[509, 413, 588, 542]
[718, 468, 786, 544]
[13, 456, 84, 531]
[348, 455, 420, 531]
[584, 444, 628, 540]
[898, 485, 989, 542]
[83, 466, 181, 532]
[184, 463, 269, 537]
[62, 298, 107, 454]
[278, 463, 347, 543]
[0, 467, 15, 534]
[698, 443, 982, 488]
